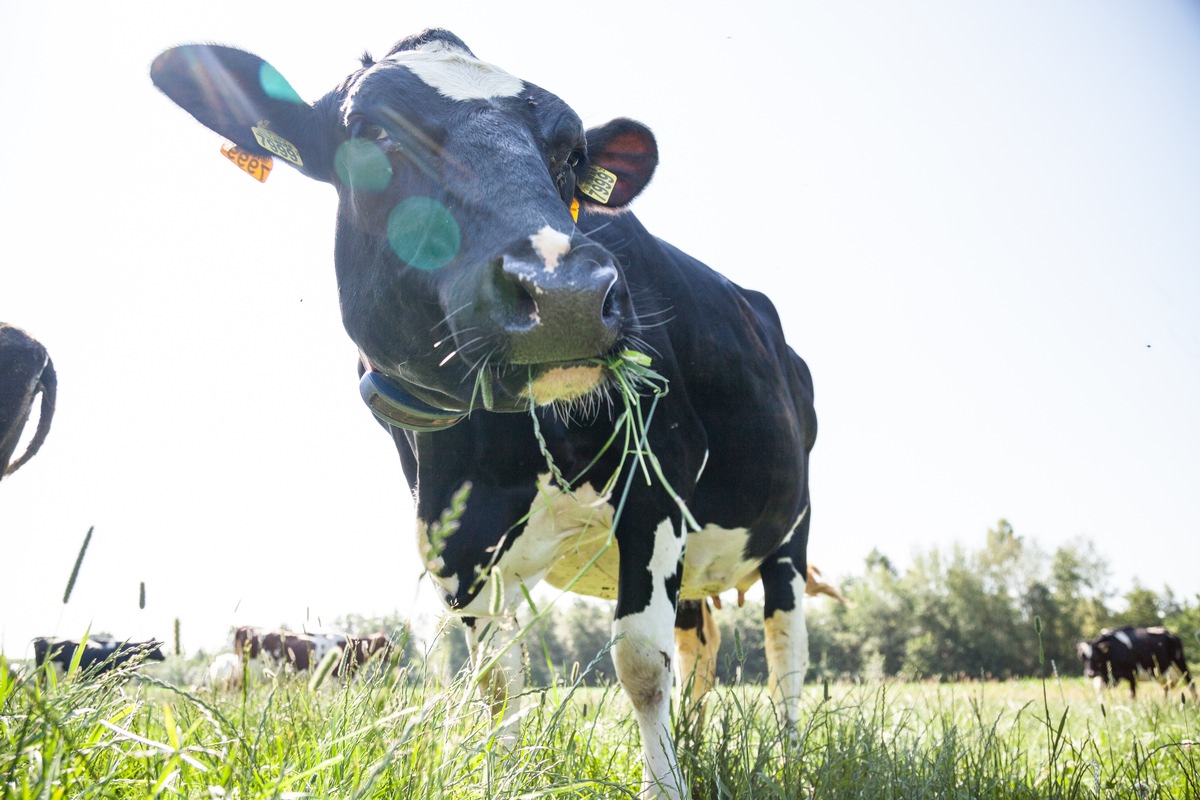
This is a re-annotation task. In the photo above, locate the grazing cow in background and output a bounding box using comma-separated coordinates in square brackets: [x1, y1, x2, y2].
[153, 28, 817, 799]
[233, 625, 261, 660]
[206, 652, 245, 690]
[1077, 626, 1196, 700]
[338, 632, 394, 677]
[33, 637, 165, 677]
[0, 323, 56, 481]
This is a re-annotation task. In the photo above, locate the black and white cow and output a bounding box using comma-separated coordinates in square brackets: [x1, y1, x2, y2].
[32, 637, 165, 677]
[152, 30, 816, 798]
[0, 323, 56, 481]
[1077, 626, 1196, 701]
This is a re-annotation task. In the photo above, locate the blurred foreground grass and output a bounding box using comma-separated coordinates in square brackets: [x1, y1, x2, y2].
[2, 650, 1198, 799]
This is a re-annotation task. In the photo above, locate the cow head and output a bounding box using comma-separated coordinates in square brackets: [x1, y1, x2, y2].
[1077, 638, 1110, 680]
[151, 30, 657, 421]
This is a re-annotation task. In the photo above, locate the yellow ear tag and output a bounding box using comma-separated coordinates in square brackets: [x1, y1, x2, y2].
[220, 143, 274, 183]
[577, 164, 617, 204]
[251, 125, 303, 166]
[569, 197, 580, 222]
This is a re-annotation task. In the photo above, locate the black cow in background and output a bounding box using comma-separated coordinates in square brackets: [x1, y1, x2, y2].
[33, 637, 165, 677]
[0, 323, 56, 480]
[1077, 626, 1196, 700]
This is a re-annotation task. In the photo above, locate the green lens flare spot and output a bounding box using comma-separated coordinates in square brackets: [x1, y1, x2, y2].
[258, 62, 304, 104]
[334, 140, 393, 192]
[387, 198, 461, 271]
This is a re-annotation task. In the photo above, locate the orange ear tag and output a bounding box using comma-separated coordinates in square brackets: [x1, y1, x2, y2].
[569, 197, 580, 222]
[220, 143, 274, 183]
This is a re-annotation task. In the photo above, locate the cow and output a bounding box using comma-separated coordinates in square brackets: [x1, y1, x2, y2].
[152, 29, 817, 799]
[0, 323, 56, 480]
[1077, 626, 1196, 701]
[337, 632, 394, 677]
[233, 626, 319, 672]
[32, 637, 165, 678]
[206, 651, 246, 690]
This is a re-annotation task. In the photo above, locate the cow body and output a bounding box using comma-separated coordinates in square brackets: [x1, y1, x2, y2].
[1077, 626, 1196, 700]
[0, 323, 56, 480]
[33, 637, 165, 677]
[153, 30, 816, 798]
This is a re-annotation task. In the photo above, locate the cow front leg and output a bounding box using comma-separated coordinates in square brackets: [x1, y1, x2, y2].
[614, 517, 687, 800]
[759, 553, 810, 729]
[463, 614, 526, 741]
[674, 598, 720, 727]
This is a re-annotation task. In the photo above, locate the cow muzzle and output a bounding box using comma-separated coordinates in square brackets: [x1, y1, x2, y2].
[483, 228, 628, 366]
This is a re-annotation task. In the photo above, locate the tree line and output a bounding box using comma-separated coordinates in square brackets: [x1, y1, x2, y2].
[339, 519, 1200, 685]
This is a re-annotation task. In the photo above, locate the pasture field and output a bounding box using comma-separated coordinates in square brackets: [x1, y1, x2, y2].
[2, 650, 1198, 799]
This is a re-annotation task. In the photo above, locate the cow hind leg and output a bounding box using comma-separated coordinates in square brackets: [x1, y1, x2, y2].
[760, 553, 810, 729]
[674, 598, 720, 727]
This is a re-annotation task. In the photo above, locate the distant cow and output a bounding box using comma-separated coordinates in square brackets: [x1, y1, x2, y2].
[232, 626, 389, 679]
[234, 626, 319, 672]
[33, 637, 165, 677]
[153, 28, 818, 798]
[337, 633, 394, 677]
[206, 652, 245, 690]
[1, 323, 56, 480]
[1077, 626, 1196, 700]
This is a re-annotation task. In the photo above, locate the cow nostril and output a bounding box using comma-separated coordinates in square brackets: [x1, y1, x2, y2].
[493, 259, 539, 329]
[601, 277, 622, 324]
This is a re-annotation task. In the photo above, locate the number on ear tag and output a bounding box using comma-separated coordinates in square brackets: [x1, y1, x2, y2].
[578, 165, 618, 204]
[251, 125, 303, 166]
[221, 143, 274, 183]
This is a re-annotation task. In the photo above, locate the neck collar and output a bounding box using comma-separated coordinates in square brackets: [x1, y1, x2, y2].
[358, 360, 467, 432]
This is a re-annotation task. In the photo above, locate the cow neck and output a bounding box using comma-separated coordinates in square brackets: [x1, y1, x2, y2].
[358, 354, 467, 432]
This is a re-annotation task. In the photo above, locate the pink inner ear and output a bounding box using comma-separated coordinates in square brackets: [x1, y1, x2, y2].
[595, 131, 655, 173]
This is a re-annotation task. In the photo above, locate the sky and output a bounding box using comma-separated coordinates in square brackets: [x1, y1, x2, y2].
[2, 1, 1199, 659]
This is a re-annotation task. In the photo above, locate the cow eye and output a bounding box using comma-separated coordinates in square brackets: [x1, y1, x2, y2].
[350, 117, 390, 142]
[566, 151, 582, 168]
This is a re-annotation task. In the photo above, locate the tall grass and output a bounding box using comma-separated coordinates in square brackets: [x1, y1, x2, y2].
[3, 644, 1197, 799]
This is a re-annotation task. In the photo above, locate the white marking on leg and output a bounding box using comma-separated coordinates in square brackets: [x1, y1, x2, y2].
[763, 564, 809, 728]
[529, 226, 571, 273]
[612, 518, 687, 800]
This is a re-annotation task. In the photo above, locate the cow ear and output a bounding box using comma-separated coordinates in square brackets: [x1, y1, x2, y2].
[151, 45, 331, 182]
[577, 118, 657, 210]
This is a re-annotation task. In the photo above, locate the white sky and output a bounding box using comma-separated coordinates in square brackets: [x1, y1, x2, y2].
[2, 2, 1199, 658]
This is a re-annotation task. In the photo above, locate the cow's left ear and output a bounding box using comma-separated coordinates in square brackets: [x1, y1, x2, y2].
[576, 118, 657, 210]
[151, 45, 332, 183]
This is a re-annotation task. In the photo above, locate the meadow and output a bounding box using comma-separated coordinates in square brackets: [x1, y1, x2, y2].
[2, 643, 1198, 800]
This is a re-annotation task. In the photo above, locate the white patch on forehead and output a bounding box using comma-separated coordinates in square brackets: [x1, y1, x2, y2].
[529, 226, 571, 273]
[386, 44, 524, 101]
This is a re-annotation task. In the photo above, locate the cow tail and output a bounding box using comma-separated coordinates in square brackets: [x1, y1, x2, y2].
[5, 357, 56, 476]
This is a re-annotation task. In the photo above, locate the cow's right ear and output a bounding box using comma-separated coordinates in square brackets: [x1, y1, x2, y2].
[576, 118, 658, 211]
[151, 45, 332, 183]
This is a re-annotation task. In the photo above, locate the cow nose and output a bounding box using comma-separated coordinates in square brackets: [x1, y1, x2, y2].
[489, 249, 626, 365]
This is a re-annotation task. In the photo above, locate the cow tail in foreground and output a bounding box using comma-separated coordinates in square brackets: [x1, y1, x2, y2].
[0, 323, 57, 479]
[152, 29, 819, 799]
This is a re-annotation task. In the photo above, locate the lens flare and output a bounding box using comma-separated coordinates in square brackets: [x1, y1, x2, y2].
[334, 140, 393, 192]
[387, 198, 461, 271]
[258, 62, 303, 103]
